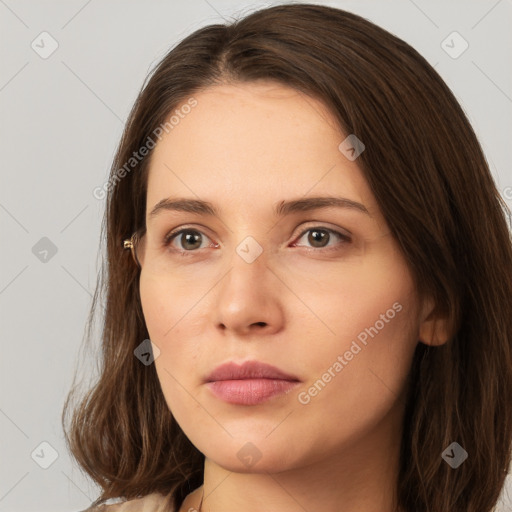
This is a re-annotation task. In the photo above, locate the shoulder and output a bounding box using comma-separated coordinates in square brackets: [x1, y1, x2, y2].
[78, 492, 174, 512]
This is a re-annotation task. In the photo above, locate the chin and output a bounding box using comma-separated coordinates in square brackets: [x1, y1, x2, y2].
[197, 433, 306, 474]
[209, 450, 295, 474]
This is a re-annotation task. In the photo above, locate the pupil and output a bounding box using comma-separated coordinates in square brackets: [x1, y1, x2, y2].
[182, 231, 201, 250]
[309, 229, 328, 247]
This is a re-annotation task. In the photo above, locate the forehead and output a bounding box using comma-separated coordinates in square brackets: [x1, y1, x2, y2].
[145, 81, 379, 220]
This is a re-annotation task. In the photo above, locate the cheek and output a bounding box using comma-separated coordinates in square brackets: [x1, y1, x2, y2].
[295, 244, 413, 335]
[292, 242, 418, 402]
[139, 271, 207, 345]
[139, 272, 207, 391]
[139, 276, 169, 339]
[139, 275, 201, 425]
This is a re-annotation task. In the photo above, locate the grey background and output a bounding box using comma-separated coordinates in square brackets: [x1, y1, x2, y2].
[0, 1, 511, 511]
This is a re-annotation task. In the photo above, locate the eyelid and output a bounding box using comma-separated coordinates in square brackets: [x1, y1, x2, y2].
[294, 221, 352, 239]
[165, 221, 351, 239]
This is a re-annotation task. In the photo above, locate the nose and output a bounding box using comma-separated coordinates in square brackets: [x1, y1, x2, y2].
[213, 246, 285, 337]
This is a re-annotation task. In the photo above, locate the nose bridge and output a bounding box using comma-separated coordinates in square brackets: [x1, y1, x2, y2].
[224, 233, 273, 292]
[234, 233, 266, 266]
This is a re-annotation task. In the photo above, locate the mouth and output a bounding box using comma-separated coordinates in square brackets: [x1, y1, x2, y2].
[204, 360, 301, 406]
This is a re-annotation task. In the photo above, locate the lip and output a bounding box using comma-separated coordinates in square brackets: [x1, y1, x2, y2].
[205, 361, 301, 406]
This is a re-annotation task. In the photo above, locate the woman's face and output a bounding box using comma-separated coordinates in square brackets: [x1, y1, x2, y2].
[140, 81, 427, 473]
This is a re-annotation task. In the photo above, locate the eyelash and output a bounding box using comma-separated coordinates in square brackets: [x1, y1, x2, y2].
[162, 225, 352, 256]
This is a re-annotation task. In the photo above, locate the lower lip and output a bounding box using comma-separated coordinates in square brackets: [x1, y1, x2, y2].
[206, 378, 299, 405]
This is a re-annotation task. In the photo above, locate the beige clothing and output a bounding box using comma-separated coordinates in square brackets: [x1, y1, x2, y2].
[80, 493, 174, 512]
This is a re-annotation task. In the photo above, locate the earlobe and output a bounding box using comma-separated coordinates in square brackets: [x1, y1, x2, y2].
[418, 296, 451, 347]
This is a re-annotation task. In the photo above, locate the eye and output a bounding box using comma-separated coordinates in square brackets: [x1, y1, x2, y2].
[162, 225, 351, 255]
[291, 226, 351, 251]
[163, 228, 217, 252]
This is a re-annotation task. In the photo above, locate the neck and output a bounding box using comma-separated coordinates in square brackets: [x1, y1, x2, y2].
[189, 403, 403, 512]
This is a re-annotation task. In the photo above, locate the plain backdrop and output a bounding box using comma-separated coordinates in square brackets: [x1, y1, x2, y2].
[1, 1, 511, 511]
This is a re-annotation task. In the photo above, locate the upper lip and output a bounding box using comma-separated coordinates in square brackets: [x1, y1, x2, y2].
[205, 361, 301, 383]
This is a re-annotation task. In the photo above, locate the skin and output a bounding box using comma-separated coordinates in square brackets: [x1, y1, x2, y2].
[139, 81, 450, 512]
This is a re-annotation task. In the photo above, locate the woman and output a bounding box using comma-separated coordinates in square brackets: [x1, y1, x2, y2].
[62, 4, 512, 512]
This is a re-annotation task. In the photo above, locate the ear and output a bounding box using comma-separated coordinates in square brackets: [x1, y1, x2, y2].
[418, 296, 451, 347]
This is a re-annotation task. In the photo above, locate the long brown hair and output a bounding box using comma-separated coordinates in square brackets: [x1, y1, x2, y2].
[62, 4, 512, 511]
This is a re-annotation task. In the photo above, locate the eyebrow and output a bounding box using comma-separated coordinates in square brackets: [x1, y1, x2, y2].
[148, 196, 371, 218]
